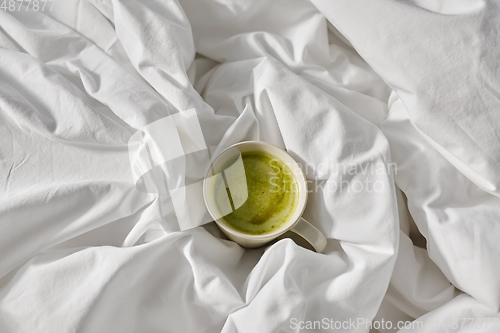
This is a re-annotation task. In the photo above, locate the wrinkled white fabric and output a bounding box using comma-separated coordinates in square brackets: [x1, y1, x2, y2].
[0, 0, 498, 333]
[308, 1, 500, 331]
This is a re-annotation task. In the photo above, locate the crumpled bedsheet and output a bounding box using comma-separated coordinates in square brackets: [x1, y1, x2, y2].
[0, 0, 499, 332]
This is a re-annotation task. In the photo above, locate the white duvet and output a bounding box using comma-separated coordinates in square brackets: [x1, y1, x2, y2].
[0, 0, 499, 332]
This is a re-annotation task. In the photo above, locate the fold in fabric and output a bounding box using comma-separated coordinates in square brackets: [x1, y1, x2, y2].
[0, 0, 499, 332]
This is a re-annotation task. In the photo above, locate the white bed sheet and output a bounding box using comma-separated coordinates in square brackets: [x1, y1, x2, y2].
[0, 0, 499, 332]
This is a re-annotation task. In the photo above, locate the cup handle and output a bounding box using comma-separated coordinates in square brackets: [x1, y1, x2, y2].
[290, 217, 327, 253]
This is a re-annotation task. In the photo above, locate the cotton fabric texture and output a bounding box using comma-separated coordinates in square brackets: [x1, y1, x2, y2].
[0, 0, 499, 332]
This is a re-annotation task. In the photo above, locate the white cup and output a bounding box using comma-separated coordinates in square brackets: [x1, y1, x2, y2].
[203, 141, 327, 252]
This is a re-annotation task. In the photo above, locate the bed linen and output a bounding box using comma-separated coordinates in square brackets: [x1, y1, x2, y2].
[0, 0, 499, 332]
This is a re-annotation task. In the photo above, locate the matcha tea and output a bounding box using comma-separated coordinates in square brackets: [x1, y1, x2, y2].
[213, 151, 298, 235]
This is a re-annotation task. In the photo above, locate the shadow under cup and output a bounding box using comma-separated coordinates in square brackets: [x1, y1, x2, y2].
[203, 141, 308, 248]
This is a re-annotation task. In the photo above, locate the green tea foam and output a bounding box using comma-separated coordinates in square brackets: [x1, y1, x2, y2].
[214, 151, 298, 235]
